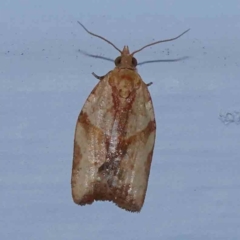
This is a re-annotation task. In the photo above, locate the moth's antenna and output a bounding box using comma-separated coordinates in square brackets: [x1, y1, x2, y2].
[78, 49, 114, 62]
[77, 21, 122, 54]
[138, 56, 189, 66]
[131, 29, 190, 56]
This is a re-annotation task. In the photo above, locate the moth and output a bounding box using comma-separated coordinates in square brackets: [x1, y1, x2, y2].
[71, 21, 189, 212]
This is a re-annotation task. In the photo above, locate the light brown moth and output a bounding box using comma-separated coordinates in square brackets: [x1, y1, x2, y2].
[71, 21, 189, 212]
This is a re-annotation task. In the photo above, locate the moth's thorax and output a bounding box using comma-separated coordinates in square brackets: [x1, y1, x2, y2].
[109, 69, 141, 99]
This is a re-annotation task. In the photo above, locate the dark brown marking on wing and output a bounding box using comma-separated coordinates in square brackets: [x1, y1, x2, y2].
[78, 111, 106, 145]
[78, 111, 90, 125]
[93, 181, 141, 212]
[72, 140, 82, 170]
[145, 150, 154, 177]
[77, 194, 95, 205]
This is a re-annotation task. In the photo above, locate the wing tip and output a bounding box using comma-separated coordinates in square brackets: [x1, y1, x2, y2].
[72, 188, 143, 212]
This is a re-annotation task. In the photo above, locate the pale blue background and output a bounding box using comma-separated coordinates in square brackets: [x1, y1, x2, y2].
[1, 0, 240, 239]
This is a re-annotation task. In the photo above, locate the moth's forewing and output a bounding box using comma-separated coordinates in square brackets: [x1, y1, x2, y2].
[71, 68, 156, 212]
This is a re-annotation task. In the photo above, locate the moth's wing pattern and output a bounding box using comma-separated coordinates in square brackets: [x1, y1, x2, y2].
[109, 72, 156, 211]
[71, 69, 156, 212]
[71, 73, 115, 205]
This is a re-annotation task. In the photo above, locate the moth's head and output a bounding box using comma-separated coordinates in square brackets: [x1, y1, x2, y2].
[114, 46, 138, 69]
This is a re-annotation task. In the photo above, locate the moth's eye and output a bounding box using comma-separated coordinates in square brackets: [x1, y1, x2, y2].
[114, 56, 121, 66]
[132, 57, 138, 67]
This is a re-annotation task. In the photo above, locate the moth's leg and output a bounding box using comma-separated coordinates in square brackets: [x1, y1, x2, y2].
[92, 72, 106, 80]
[147, 82, 153, 87]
